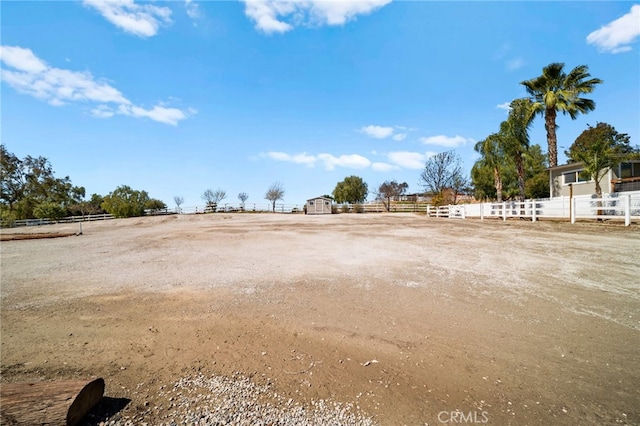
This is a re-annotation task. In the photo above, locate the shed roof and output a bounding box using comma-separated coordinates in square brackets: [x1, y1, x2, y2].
[306, 196, 333, 202]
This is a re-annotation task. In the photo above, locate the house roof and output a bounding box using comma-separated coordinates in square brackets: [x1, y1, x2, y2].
[306, 196, 333, 202]
[547, 159, 640, 172]
[547, 162, 584, 172]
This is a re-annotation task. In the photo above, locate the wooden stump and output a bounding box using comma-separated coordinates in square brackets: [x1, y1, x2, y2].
[1, 378, 105, 426]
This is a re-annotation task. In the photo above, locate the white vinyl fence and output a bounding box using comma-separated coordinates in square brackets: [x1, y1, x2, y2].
[432, 192, 640, 226]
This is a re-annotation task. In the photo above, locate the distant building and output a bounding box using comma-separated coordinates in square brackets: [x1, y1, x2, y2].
[548, 161, 640, 198]
[397, 193, 429, 202]
[306, 196, 332, 215]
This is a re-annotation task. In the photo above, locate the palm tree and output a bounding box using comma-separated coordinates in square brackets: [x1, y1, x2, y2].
[521, 63, 603, 168]
[474, 134, 505, 202]
[500, 98, 538, 202]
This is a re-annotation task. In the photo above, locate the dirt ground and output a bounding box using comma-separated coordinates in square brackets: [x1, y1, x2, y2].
[1, 213, 639, 425]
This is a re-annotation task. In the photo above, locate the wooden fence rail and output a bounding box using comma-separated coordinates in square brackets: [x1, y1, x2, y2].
[2, 214, 114, 229]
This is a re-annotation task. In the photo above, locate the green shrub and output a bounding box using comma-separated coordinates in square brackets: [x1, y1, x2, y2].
[33, 202, 67, 221]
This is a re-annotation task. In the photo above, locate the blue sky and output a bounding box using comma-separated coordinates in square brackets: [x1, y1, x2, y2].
[2, 1, 639, 208]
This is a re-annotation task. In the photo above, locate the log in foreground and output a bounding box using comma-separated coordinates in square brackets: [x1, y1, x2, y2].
[1, 378, 105, 426]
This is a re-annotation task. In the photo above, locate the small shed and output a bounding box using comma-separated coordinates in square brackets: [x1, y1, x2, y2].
[306, 196, 332, 215]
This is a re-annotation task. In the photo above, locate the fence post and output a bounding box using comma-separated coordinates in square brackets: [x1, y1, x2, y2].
[480, 203, 484, 220]
[461, 206, 466, 219]
[571, 197, 576, 224]
[531, 200, 537, 222]
[502, 202, 507, 221]
[624, 195, 631, 227]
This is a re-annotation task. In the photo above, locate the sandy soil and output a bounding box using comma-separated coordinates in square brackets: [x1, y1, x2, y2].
[1, 213, 639, 425]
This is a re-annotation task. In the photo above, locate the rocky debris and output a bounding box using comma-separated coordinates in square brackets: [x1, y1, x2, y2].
[93, 372, 375, 426]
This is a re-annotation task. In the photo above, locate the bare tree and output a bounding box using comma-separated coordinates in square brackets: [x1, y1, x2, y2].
[420, 150, 464, 197]
[202, 188, 226, 212]
[173, 196, 184, 213]
[238, 192, 249, 210]
[212, 189, 227, 204]
[376, 180, 408, 212]
[202, 189, 215, 208]
[265, 182, 285, 212]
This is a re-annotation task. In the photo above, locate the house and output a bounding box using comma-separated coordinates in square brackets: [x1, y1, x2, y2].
[306, 196, 332, 214]
[397, 193, 431, 202]
[549, 160, 640, 198]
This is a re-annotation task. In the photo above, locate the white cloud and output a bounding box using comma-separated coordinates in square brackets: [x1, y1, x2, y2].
[496, 102, 511, 111]
[387, 151, 428, 170]
[264, 151, 317, 166]
[263, 148, 442, 171]
[317, 153, 371, 170]
[83, 0, 172, 38]
[0, 45, 47, 73]
[263, 151, 371, 170]
[587, 5, 640, 53]
[242, 1, 296, 34]
[309, 0, 392, 25]
[506, 57, 525, 71]
[361, 125, 394, 139]
[185, 0, 200, 19]
[0, 45, 192, 125]
[118, 104, 189, 126]
[420, 135, 472, 148]
[91, 105, 115, 118]
[371, 162, 396, 172]
[361, 124, 413, 140]
[241, 0, 391, 34]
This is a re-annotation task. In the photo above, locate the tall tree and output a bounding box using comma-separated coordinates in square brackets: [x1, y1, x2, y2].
[521, 63, 603, 167]
[473, 134, 506, 202]
[68, 193, 106, 217]
[567, 122, 639, 198]
[524, 145, 550, 199]
[500, 98, 537, 201]
[332, 176, 368, 204]
[145, 198, 167, 214]
[0, 145, 85, 220]
[376, 180, 408, 212]
[472, 143, 548, 201]
[265, 182, 285, 212]
[101, 185, 150, 218]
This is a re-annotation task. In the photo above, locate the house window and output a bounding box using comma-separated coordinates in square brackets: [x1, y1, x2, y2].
[620, 162, 640, 179]
[309, 201, 314, 206]
[563, 170, 590, 185]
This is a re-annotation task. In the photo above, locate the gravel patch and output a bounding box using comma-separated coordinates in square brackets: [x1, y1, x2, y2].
[89, 373, 375, 426]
